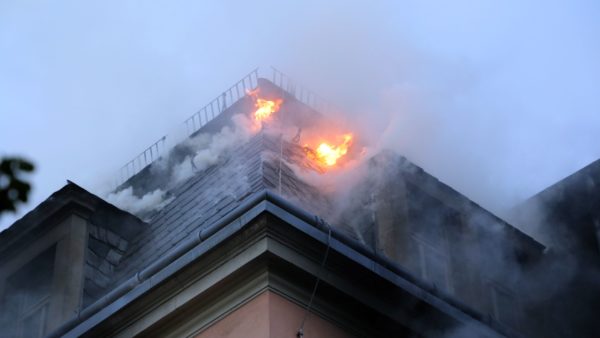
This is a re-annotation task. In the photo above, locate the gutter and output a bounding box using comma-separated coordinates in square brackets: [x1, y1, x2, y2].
[46, 190, 512, 338]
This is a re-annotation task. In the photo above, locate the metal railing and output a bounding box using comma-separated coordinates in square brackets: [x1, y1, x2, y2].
[115, 69, 259, 188]
[184, 68, 259, 136]
[117, 136, 167, 187]
[114, 67, 331, 188]
[270, 67, 332, 113]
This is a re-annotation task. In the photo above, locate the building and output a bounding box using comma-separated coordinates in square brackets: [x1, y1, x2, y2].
[512, 159, 600, 338]
[0, 69, 593, 337]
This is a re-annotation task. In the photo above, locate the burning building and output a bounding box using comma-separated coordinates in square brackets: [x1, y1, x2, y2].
[511, 159, 600, 338]
[0, 69, 595, 337]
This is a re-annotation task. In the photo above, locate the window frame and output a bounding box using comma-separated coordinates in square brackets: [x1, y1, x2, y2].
[488, 280, 521, 329]
[412, 235, 454, 293]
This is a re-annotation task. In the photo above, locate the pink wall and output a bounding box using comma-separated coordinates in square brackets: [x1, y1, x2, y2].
[268, 291, 351, 338]
[195, 291, 352, 338]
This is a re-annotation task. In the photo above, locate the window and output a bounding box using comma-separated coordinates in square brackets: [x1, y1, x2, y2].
[406, 182, 449, 248]
[490, 283, 520, 327]
[1, 246, 56, 338]
[415, 238, 452, 293]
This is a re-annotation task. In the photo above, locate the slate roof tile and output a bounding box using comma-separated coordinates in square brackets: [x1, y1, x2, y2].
[84, 79, 352, 306]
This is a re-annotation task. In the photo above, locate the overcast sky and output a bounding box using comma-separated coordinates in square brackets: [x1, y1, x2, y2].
[1, 0, 599, 231]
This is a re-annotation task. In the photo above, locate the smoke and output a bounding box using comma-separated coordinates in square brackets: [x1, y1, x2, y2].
[284, 146, 584, 336]
[171, 113, 257, 184]
[0, 2, 597, 338]
[102, 108, 260, 219]
[507, 197, 552, 246]
[2, 1, 598, 234]
[264, 8, 599, 330]
[106, 186, 172, 215]
[272, 0, 600, 223]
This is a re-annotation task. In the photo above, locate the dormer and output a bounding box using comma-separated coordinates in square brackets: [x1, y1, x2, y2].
[0, 182, 144, 338]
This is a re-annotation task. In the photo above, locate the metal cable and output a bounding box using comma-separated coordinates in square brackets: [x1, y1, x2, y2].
[279, 133, 283, 194]
[297, 224, 332, 338]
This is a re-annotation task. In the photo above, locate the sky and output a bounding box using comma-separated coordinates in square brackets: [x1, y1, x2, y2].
[1, 0, 599, 232]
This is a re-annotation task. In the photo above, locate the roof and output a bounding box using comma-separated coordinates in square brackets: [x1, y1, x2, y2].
[89, 79, 357, 302]
[0, 181, 145, 263]
[86, 77, 541, 311]
[109, 132, 342, 290]
[0, 181, 147, 308]
[2, 75, 544, 338]
[514, 158, 600, 255]
[0, 76, 356, 308]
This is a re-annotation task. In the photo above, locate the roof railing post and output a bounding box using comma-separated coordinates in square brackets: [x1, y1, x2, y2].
[220, 92, 227, 112]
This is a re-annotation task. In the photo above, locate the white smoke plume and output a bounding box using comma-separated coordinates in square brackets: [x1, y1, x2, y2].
[171, 113, 257, 185]
[103, 112, 257, 217]
[106, 186, 172, 215]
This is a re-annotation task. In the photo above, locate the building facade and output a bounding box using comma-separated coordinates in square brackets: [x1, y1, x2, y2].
[0, 72, 595, 337]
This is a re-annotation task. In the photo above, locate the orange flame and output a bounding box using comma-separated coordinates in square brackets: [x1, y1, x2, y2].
[305, 133, 353, 167]
[247, 89, 282, 122]
[254, 98, 282, 121]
